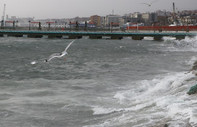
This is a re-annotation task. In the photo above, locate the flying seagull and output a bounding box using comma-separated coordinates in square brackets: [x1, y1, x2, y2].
[45, 40, 75, 62]
[141, 0, 159, 7]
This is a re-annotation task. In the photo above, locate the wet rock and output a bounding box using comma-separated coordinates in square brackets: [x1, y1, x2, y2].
[188, 61, 197, 75]
[191, 61, 197, 71]
[187, 84, 197, 95]
[164, 124, 168, 127]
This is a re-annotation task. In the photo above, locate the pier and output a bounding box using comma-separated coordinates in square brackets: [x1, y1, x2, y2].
[0, 30, 196, 40]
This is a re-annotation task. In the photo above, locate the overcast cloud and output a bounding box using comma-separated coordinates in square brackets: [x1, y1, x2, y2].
[0, 0, 196, 19]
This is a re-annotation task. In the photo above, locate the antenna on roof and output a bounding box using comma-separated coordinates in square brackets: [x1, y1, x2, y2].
[172, 2, 177, 24]
[1, 4, 6, 28]
[2, 4, 6, 21]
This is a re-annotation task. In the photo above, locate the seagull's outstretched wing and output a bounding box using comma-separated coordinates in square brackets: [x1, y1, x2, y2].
[63, 40, 75, 53]
[141, 3, 151, 6]
[141, 0, 159, 6]
[46, 53, 63, 62]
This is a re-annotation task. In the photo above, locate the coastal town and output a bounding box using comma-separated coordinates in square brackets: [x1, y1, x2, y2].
[2, 8, 197, 31]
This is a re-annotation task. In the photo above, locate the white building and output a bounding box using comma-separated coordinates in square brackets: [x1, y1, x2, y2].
[105, 15, 123, 26]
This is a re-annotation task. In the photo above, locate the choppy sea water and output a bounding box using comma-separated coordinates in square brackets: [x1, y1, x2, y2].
[0, 36, 197, 127]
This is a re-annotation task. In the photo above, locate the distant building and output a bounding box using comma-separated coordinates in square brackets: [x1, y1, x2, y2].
[130, 12, 142, 23]
[141, 13, 158, 25]
[122, 15, 132, 23]
[69, 21, 96, 28]
[105, 15, 123, 27]
[90, 15, 101, 27]
[71, 17, 90, 23]
[141, 13, 150, 25]
[100, 16, 106, 27]
[5, 16, 35, 27]
[10, 16, 17, 20]
[181, 16, 197, 25]
[131, 12, 142, 19]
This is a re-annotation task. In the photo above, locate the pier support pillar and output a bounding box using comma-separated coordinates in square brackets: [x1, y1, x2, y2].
[176, 36, 185, 40]
[89, 35, 102, 39]
[0, 34, 3, 37]
[132, 36, 144, 40]
[7, 34, 23, 37]
[28, 34, 43, 38]
[110, 36, 123, 40]
[48, 35, 62, 39]
[68, 35, 82, 39]
[15, 35, 23, 37]
[154, 36, 163, 41]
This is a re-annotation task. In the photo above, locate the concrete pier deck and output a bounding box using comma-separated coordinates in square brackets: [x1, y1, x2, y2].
[0, 30, 196, 40]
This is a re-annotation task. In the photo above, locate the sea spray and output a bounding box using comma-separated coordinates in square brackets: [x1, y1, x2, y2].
[163, 36, 197, 52]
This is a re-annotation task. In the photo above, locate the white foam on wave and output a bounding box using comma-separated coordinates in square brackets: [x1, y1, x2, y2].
[163, 36, 197, 52]
[148, 72, 197, 126]
[84, 113, 144, 127]
[143, 37, 154, 41]
[112, 71, 197, 126]
[92, 106, 124, 115]
[163, 36, 176, 41]
[113, 93, 126, 104]
[186, 56, 197, 66]
[31, 61, 37, 65]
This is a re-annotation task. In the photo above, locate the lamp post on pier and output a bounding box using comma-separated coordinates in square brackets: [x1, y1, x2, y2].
[13, 21, 15, 29]
[110, 22, 113, 32]
[137, 23, 139, 32]
[55, 21, 57, 31]
[28, 20, 31, 30]
[16, 20, 18, 28]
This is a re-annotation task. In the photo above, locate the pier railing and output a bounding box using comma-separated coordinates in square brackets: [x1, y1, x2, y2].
[1, 25, 197, 33]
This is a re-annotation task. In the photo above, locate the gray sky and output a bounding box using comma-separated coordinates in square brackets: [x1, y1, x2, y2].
[0, 0, 196, 19]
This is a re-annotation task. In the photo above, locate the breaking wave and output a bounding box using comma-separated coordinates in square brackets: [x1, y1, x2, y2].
[88, 71, 197, 127]
[163, 36, 197, 52]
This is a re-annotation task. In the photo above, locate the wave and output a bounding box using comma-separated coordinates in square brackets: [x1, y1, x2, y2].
[163, 36, 197, 52]
[123, 72, 197, 126]
[92, 106, 124, 115]
[89, 71, 197, 126]
[185, 56, 197, 67]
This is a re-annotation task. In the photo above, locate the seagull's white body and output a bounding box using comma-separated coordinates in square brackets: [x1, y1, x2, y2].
[47, 52, 67, 62]
[141, 0, 159, 7]
[141, 3, 151, 6]
[45, 40, 75, 62]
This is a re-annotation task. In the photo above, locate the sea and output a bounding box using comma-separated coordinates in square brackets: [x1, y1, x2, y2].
[0, 35, 197, 127]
